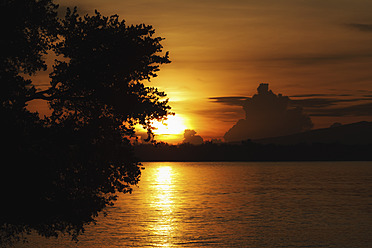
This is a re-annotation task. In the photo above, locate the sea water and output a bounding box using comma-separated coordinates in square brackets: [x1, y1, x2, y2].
[16, 162, 372, 247]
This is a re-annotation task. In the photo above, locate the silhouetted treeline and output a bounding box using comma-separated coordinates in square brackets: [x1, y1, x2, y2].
[135, 141, 372, 162]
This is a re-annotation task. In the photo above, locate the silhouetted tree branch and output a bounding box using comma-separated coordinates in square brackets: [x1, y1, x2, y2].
[0, 1, 171, 246]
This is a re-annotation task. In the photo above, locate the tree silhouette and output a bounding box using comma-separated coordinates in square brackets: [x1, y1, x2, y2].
[0, 1, 171, 245]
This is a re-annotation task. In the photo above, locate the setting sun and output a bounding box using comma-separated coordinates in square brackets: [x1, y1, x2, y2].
[152, 114, 187, 136]
[135, 114, 190, 144]
[137, 114, 189, 144]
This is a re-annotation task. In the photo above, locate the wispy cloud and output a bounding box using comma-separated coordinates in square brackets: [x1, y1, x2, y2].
[290, 97, 372, 108]
[310, 102, 372, 117]
[211, 95, 372, 108]
[263, 53, 372, 66]
[211, 94, 372, 118]
[194, 107, 245, 123]
[209, 97, 249, 106]
[347, 23, 372, 32]
[290, 93, 352, 97]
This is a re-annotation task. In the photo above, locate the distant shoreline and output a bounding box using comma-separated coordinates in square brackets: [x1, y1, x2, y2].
[140, 160, 372, 163]
[135, 142, 372, 162]
[136, 121, 372, 162]
[139, 159, 372, 162]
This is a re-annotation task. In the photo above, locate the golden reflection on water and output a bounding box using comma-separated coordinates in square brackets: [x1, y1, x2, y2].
[148, 166, 176, 247]
[13, 162, 372, 247]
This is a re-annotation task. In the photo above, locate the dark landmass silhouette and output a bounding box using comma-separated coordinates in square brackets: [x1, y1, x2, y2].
[255, 121, 372, 145]
[135, 121, 372, 161]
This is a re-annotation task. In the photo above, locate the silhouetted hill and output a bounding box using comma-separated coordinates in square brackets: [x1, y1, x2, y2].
[255, 121, 372, 145]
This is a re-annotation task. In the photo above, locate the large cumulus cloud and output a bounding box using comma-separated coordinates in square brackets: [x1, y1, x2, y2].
[224, 84, 313, 142]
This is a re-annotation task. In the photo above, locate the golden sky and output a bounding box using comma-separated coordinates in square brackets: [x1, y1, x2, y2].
[31, 0, 372, 143]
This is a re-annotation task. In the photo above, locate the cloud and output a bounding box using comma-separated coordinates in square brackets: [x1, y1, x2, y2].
[290, 93, 352, 97]
[193, 105, 245, 123]
[263, 53, 372, 66]
[224, 84, 313, 142]
[210, 94, 372, 109]
[347, 23, 372, 32]
[290, 98, 340, 108]
[288, 94, 372, 116]
[209, 97, 249, 106]
[290, 97, 372, 109]
[183, 129, 203, 145]
[310, 102, 372, 117]
[211, 91, 372, 129]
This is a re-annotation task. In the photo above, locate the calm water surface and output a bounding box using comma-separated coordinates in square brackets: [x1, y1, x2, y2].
[18, 162, 372, 247]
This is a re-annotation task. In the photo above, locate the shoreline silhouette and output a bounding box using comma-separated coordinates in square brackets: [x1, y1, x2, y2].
[135, 121, 372, 162]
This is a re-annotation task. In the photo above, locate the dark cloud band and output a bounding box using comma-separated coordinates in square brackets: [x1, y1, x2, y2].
[211, 94, 372, 118]
[347, 23, 372, 32]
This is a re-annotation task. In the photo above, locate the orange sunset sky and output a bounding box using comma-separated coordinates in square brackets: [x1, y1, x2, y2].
[28, 0, 372, 143]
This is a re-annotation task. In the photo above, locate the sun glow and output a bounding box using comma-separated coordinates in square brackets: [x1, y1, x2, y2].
[151, 115, 187, 135]
[135, 114, 190, 144]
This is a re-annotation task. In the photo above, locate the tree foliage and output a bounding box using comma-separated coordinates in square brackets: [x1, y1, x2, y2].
[0, 1, 171, 245]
